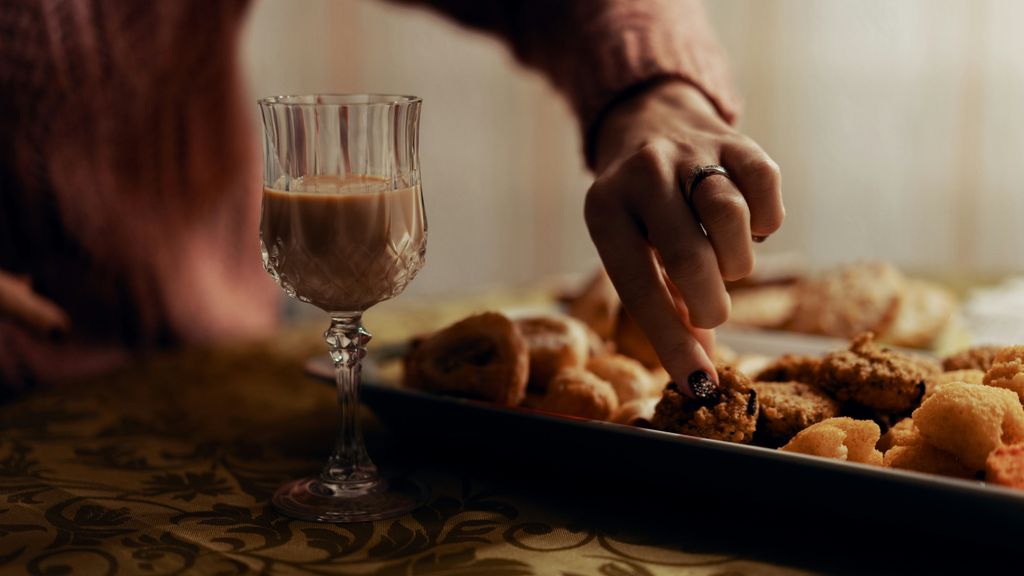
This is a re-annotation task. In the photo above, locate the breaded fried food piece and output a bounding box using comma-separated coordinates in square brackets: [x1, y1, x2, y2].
[751, 381, 840, 447]
[784, 262, 904, 339]
[880, 280, 957, 349]
[404, 312, 528, 405]
[877, 417, 917, 452]
[516, 315, 590, 391]
[924, 369, 985, 401]
[651, 364, 759, 443]
[780, 417, 883, 465]
[754, 354, 821, 385]
[611, 396, 660, 427]
[913, 382, 1024, 471]
[537, 367, 618, 420]
[942, 345, 1001, 372]
[983, 346, 1024, 403]
[986, 441, 1024, 489]
[884, 441, 975, 479]
[586, 353, 658, 403]
[817, 332, 934, 413]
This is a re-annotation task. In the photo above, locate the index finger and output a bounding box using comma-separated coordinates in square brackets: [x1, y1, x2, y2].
[0, 272, 71, 337]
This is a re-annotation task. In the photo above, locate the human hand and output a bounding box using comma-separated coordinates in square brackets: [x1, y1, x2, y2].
[0, 271, 71, 338]
[584, 80, 783, 395]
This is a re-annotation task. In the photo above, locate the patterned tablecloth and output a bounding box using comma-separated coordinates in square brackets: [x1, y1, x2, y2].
[0, 301, 809, 576]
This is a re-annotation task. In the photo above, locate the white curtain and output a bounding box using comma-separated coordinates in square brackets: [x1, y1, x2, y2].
[243, 0, 1024, 297]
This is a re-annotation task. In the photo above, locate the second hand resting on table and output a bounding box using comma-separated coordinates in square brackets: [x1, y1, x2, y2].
[584, 80, 784, 398]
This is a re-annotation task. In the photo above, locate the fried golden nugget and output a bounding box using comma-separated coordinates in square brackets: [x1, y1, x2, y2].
[754, 354, 822, 385]
[923, 369, 985, 401]
[404, 312, 529, 405]
[986, 441, 1024, 489]
[942, 345, 1001, 372]
[611, 396, 660, 427]
[586, 353, 658, 404]
[537, 367, 619, 420]
[876, 417, 917, 452]
[751, 381, 840, 447]
[913, 382, 1024, 471]
[651, 364, 759, 443]
[883, 441, 975, 479]
[516, 315, 590, 392]
[779, 417, 883, 465]
[784, 262, 904, 339]
[983, 346, 1024, 403]
[817, 332, 935, 414]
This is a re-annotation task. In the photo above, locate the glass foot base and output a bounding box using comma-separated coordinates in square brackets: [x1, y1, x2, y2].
[272, 475, 425, 523]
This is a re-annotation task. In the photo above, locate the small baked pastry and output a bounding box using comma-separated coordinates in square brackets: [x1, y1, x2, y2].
[924, 369, 985, 401]
[586, 353, 658, 404]
[817, 332, 934, 414]
[982, 346, 1024, 403]
[562, 269, 619, 341]
[727, 285, 797, 330]
[651, 365, 759, 443]
[784, 262, 904, 339]
[751, 381, 840, 447]
[986, 441, 1024, 489]
[779, 417, 883, 466]
[611, 396, 660, 427]
[536, 367, 618, 420]
[879, 280, 957, 349]
[613, 309, 661, 369]
[942, 345, 1001, 372]
[404, 312, 529, 405]
[516, 315, 590, 391]
[913, 382, 1024, 471]
[754, 354, 822, 385]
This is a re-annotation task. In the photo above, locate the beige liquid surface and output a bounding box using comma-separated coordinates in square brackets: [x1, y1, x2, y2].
[260, 175, 426, 312]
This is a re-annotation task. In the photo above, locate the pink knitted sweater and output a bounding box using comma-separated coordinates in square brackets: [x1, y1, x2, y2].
[0, 0, 738, 388]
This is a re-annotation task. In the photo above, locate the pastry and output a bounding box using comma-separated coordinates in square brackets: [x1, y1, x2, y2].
[941, 345, 1001, 372]
[651, 364, 759, 443]
[536, 367, 618, 420]
[912, 382, 1024, 471]
[404, 312, 529, 405]
[586, 353, 658, 404]
[751, 381, 840, 447]
[784, 262, 904, 339]
[779, 417, 883, 465]
[879, 280, 957, 348]
[982, 346, 1024, 403]
[611, 396, 660, 427]
[516, 315, 590, 391]
[817, 332, 934, 414]
[726, 285, 797, 329]
[753, 354, 821, 385]
[562, 269, 619, 341]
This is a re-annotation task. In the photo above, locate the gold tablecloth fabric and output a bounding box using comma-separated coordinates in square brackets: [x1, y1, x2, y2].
[1, 297, 808, 575]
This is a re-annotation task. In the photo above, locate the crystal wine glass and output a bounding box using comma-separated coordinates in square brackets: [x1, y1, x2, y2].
[258, 94, 427, 522]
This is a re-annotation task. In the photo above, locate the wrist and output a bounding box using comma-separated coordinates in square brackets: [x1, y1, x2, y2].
[591, 79, 730, 172]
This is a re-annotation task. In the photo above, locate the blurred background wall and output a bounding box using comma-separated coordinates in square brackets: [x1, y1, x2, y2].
[242, 0, 1024, 298]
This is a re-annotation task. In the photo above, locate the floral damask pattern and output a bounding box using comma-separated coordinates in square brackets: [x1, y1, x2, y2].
[0, 342, 804, 575]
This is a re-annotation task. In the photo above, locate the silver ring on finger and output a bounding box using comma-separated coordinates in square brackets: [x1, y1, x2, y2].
[683, 164, 731, 206]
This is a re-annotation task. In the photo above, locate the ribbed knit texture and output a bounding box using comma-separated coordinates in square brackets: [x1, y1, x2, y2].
[0, 0, 739, 386]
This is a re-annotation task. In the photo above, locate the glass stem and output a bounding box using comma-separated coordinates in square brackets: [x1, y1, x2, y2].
[322, 312, 377, 486]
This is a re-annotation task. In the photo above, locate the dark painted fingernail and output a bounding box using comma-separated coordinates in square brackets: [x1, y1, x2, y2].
[752, 235, 769, 243]
[687, 370, 720, 404]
